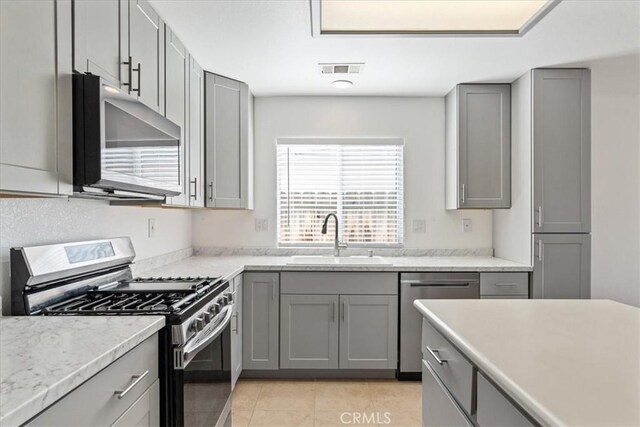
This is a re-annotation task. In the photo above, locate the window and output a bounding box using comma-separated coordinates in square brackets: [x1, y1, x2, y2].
[277, 138, 404, 247]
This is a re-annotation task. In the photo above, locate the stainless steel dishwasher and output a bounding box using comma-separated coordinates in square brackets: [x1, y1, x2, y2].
[399, 272, 479, 379]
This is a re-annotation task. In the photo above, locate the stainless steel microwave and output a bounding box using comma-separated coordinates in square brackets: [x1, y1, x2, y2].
[72, 73, 181, 200]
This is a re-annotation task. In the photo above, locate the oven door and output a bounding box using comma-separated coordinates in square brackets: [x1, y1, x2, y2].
[173, 305, 233, 427]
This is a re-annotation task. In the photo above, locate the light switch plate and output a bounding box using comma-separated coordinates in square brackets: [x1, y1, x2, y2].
[148, 218, 156, 238]
[412, 219, 426, 233]
[463, 218, 472, 233]
[255, 218, 269, 232]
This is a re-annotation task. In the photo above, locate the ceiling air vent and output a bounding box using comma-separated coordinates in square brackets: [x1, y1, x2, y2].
[319, 63, 364, 74]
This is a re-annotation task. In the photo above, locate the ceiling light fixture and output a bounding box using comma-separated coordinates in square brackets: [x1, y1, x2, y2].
[311, 0, 560, 37]
[332, 80, 353, 89]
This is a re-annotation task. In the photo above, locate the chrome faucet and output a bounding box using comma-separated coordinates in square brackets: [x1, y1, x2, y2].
[321, 213, 347, 257]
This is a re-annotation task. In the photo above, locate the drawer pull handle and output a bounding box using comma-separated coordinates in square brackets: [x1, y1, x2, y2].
[114, 370, 149, 399]
[426, 346, 448, 365]
[494, 282, 519, 287]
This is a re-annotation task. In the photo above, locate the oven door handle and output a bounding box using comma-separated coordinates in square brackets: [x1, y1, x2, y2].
[180, 305, 233, 369]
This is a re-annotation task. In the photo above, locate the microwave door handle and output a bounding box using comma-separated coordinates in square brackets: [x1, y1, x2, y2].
[181, 305, 233, 368]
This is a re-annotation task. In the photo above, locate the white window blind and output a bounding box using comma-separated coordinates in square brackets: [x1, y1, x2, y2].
[277, 140, 404, 247]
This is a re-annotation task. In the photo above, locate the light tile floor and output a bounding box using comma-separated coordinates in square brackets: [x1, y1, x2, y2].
[231, 379, 422, 427]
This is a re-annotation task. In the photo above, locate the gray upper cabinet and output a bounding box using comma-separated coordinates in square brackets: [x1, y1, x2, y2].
[446, 84, 511, 209]
[73, 0, 122, 86]
[127, 0, 164, 113]
[231, 275, 243, 388]
[280, 294, 339, 369]
[243, 272, 279, 370]
[0, 0, 72, 196]
[188, 57, 205, 207]
[205, 73, 253, 209]
[164, 27, 188, 206]
[532, 69, 591, 233]
[533, 234, 591, 299]
[339, 295, 398, 369]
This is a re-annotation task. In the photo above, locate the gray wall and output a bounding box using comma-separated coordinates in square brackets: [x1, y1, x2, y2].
[0, 198, 193, 314]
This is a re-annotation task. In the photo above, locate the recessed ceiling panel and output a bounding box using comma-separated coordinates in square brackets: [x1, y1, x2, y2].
[317, 0, 558, 35]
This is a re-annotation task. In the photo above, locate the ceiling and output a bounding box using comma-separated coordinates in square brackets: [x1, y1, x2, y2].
[149, 0, 640, 96]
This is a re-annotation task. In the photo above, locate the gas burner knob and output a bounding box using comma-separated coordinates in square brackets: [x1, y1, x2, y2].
[220, 295, 229, 305]
[191, 316, 205, 333]
[203, 312, 212, 323]
[227, 292, 234, 303]
[209, 303, 220, 315]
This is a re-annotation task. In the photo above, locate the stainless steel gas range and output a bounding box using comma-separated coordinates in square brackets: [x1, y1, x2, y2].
[11, 237, 233, 427]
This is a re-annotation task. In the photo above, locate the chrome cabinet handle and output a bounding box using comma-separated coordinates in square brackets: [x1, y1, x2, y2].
[272, 279, 276, 300]
[114, 370, 149, 399]
[536, 206, 543, 228]
[341, 302, 346, 322]
[232, 312, 239, 334]
[426, 346, 448, 365]
[132, 62, 141, 95]
[208, 182, 214, 201]
[494, 282, 519, 287]
[190, 178, 197, 200]
[537, 240, 543, 262]
[122, 56, 133, 93]
[461, 183, 466, 204]
[333, 301, 337, 322]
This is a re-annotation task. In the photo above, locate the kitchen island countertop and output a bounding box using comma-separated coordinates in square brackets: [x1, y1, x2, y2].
[414, 299, 640, 426]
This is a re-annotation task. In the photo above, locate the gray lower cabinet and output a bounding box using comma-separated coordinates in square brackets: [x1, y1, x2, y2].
[231, 274, 243, 388]
[73, 0, 122, 86]
[164, 26, 188, 206]
[422, 360, 472, 427]
[111, 379, 160, 427]
[242, 272, 279, 370]
[476, 373, 533, 427]
[532, 69, 591, 233]
[339, 295, 398, 369]
[0, 0, 73, 196]
[533, 234, 591, 299]
[446, 84, 511, 209]
[127, 0, 164, 113]
[27, 334, 159, 426]
[480, 272, 529, 298]
[280, 294, 339, 369]
[204, 73, 253, 209]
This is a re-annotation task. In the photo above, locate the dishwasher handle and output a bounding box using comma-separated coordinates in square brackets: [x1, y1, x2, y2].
[403, 280, 475, 287]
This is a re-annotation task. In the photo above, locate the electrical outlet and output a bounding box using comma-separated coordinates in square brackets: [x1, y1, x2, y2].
[463, 218, 472, 233]
[148, 218, 156, 238]
[412, 219, 426, 233]
[255, 218, 269, 232]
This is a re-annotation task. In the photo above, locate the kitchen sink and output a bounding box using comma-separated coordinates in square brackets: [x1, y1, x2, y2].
[286, 255, 393, 266]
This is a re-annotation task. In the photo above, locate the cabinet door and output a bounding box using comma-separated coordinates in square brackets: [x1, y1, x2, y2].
[533, 234, 590, 299]
[231, 275, 243, 388]
[73, 0, 121, 86]
[188, 56, 205, 207]
[204, 73, 248, 208]
[458, 84, 511, 209]
[280, 294, 339, 369]
[128, 0, 164, 113]
[164, 26, 188, 206]
[111, 379, 160, 427]
[242, 273, 279, 370]
[422, 360, 472, 427]
[339, 295, 398, 369]
[0, 0, 72, 196]
[476, 373, 533, 426]
[533, 69, 591, 233]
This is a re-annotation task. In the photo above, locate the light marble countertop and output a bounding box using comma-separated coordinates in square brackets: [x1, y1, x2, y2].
[0, 316, 165, 427]
[138, 255, 531, 281]
[414, 299, 640, 427]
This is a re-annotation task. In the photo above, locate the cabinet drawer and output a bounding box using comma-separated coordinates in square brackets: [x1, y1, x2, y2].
[421, 319, 474, 415]
[477, 373, 533, 426]
[28, 334, 159, 426]
[480, 273, 529, 296]
[281, 272, 397, 295]
[422, 359, 472, 427]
